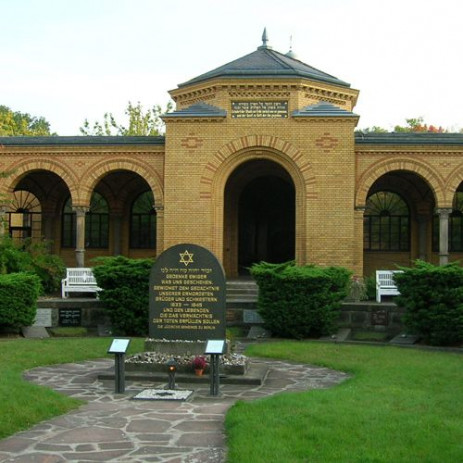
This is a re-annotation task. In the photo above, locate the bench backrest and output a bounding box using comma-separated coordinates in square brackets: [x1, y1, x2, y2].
[376, 270, 402, 287]
[66, 268, 98, 285]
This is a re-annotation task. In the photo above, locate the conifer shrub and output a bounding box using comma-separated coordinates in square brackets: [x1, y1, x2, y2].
[250, 261, 351, 338]
[92, 256, 154, 336]
[0, 273, 41, 329]
[394, 260, 463, 346]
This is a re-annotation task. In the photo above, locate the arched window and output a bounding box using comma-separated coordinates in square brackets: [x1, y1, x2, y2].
[61, 192, 109, 249]
[86, 192, 109, 248]
[364, 191, 410, 251]
[8, 190, 42, 241]
[433, 191, 463, 252]
[130, 191, 156, 249]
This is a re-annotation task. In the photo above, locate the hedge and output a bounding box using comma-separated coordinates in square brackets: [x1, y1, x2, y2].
[395, 260, 463, 346]
[92, 256, 154, 336]
[0, 273, 41, 329]
[250, 261, 351, 339]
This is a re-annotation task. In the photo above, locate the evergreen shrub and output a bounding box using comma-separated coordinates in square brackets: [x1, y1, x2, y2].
[92, 256, 153, 336]
[0, 273, 41, 328]
[250, 261, 351, 339]
[395, 260, 463, 346]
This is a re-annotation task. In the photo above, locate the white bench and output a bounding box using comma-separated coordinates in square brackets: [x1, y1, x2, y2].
[61, 268, 102, 298]
[376, 270, 403, 303]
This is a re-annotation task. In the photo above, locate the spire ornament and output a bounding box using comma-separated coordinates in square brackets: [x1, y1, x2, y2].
[258, 27, 272, 50]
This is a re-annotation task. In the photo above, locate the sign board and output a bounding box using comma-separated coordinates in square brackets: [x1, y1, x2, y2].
[149, 243, 226, 341]
[108, 338, 131, 354]
[205, 339, 226, 355]
[59, 308, 81, 327]
[33, 309, 52, 327]
[371, 310, 389, 326]
[231, 101, 288, 118]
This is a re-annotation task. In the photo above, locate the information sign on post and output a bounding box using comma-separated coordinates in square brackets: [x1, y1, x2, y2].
[108, 338, 130, 394]
[205, 339, 226, 396]
[149, 243, 226, 341]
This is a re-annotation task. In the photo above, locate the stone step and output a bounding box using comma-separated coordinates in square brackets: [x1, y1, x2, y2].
[226, 280, 259, 303]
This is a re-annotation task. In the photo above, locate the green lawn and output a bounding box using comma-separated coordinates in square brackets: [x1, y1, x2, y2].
[0, 337, 144, 439]
[226, 342, 463, 463]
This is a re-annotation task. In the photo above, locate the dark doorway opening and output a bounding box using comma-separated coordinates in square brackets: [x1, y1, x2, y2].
[238, 172, 295, 273]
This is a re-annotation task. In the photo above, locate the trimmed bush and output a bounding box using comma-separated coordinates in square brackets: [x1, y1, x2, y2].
[395, 260, 463, 346]
[0, 273, 41, 329]
[92, 256, 153, 336]
[250, 261, 351, 338]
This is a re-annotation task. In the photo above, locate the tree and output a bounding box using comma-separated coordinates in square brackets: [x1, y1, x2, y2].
[359, 117, 447, 134]
[80, 101, 173, 136]
[0, 105, 54, 136]
[394, 117, 445, 133]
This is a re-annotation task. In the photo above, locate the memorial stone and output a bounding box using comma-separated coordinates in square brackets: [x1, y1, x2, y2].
[149, 243, 226, 341]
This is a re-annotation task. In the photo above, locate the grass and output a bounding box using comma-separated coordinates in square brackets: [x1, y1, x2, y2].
[0, 337, 144, 439]
[48, 327, 88, 337]
[225, 341, 463, 463]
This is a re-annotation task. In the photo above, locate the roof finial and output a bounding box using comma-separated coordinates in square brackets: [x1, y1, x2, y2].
[262, 28, 269, 47]
[258, 27, 272, 50]
[286, 34, 298, 59]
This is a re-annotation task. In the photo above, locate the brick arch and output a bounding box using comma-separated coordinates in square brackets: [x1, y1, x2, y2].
[355, 158, 446, 208]
[445, 163, 463, 199]
[200, 135, 316, 200]
[1, 158, 78, 198]
[202, 135, 312, 269]
[79, 158, 164, 206]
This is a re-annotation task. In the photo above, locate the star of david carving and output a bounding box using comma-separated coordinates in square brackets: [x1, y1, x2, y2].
[179, 250, 194, 266]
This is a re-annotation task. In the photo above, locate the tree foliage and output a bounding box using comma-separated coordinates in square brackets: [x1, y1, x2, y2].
[0, 236, 65, 294]
[0, 105, 54, 136]
[80, 101, 173, 136]
[393, 117, 445, 133]
[359, 117, 447, 134]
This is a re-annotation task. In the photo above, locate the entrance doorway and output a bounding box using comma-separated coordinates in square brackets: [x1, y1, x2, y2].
[224, 159, 295, 276]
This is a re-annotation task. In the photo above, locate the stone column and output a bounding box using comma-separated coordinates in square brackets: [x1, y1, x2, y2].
[436, 208, 452, 266]
[417, 215, 427, 261]
[112, 212, 122, 256]
[74, 206, 88, 267]
[41, 209, 55, 244]
[353, 206, 366, 277]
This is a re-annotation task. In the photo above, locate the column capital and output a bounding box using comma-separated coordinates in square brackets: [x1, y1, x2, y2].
[73, 206, 90, 215]
[435, 207, 453, 217]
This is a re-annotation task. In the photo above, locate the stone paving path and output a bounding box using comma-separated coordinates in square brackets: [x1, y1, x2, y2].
[0, 355, 349, 462]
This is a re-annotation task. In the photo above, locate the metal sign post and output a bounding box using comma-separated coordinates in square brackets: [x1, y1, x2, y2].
[108, 339, 131, 394]
[205, 340, 226, 396]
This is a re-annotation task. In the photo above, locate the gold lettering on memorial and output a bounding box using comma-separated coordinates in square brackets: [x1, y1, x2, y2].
[152, 265, 222, 331]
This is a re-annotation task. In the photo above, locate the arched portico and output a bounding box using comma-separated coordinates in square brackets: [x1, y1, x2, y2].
[361, 169, 438, 274]
[223, 158, 295, 276]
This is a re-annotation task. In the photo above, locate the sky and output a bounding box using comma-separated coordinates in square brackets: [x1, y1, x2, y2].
[2, 0, 463, 135]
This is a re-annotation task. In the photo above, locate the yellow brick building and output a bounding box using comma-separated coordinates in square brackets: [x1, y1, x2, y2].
[1, 33, 462, 279]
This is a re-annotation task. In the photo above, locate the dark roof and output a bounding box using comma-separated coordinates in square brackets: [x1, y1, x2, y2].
[178, 45, 350, 89]
[293, 101, 358, 118]
[355, 132, 463, 145]
[0, 136, 165, 146]
[162, 102, 227, 118]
